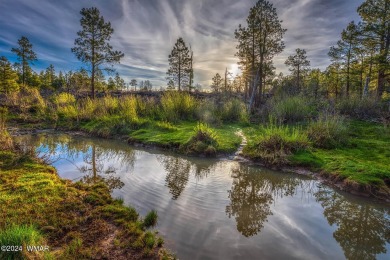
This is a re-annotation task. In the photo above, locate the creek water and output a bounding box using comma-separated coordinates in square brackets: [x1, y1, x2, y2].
[16, 133, 390, 260]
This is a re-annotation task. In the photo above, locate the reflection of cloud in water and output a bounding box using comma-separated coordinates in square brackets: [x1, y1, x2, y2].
[226, 164, 315, 238]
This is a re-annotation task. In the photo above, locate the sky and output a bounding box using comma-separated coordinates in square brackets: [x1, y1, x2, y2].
[0, 0, 363, 88]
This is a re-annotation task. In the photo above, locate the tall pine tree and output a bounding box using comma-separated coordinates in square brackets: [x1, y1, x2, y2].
[166, 38, 192, 91]
[72, 7, 124, 98]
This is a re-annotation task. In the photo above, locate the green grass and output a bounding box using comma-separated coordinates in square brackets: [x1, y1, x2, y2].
[243, 120, 390, 191]
[0, 225, 47, 260]
[143, 210, 158, 228]
[0, 150, 171, 259]
[130, 121, 241, 153]
[293, 121, 390, 187]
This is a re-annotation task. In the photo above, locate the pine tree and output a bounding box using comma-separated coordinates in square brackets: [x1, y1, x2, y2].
[72, 7, 124, 98]
[166, 38, 192, 91]
[235, 0, 286, 111]
[211, 73, 223, 93]
[285, 48, 311, 92]
[0, 56, 18, 94]
[358, 0, 390, 98]
[11, 36, 37, 85]
[328, 22, 360, 97]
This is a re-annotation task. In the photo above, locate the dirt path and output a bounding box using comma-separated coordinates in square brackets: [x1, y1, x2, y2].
[231, 129, 248, 161]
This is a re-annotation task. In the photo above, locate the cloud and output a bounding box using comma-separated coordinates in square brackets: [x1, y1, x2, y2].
[0, 0, 363, 87]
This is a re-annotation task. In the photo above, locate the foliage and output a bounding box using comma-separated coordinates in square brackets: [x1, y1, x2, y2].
[143, 210, 158, 228]
[11, 36, 37, 85]
[244, 122, 309, 165]
[166, 38, 192, 91]
[235, 0, 286, 110]
[307, 113, 349, 149]
[160, 91, 196, 122]
[71, 7, 124, 98]
[336, 95, 384, 119]
[0, 56, 19, 94]
[0, 225, 46, 259]
[285, 48, 310, 91]
[269, 95, 316, 123]
[181, 122, 219, 156]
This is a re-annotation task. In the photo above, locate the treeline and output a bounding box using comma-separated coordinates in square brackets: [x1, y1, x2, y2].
[1, 0, 389, 111]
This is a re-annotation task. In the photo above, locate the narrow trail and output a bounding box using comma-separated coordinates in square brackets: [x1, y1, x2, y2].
[230, 129, 248, 161]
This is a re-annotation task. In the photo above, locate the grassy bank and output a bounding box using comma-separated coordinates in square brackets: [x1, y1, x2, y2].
[243, 120, 390, 197]
[0, 148, 172, 259]
[3, 91, 390, 198]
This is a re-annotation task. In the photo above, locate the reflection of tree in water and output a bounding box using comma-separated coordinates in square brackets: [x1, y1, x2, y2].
[18, 133, 138, 191]
[157, 155, 217, 200]
[226, 164, 306, 237]
[79, 144, 124, 191]
[315, 187, 390, 260]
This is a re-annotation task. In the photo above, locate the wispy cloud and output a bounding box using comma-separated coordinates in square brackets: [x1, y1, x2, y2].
[0, 0, 363, 87]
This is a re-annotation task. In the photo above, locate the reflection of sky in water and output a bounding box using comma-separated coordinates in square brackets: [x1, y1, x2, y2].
[19, 133, 390, 260]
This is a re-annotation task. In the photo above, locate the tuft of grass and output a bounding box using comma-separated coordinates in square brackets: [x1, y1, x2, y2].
[143, 210, 158, 228]
[307, 113, 349, 149]
[0, 225, 45, 260]
[143, 231, 156, 249]
[181, 122, 219, 156]
[244, 122, 310, 165]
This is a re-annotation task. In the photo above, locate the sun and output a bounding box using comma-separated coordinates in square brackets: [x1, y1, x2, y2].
[230, 63, 240, 77]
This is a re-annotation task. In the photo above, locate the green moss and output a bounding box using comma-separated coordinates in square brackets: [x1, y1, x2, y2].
[0, 150, 171, 259]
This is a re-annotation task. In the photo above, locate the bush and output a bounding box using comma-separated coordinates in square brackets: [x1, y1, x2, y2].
[52, 93, 76, 107]
[336, 95, 383, 119]
[182, 122, 219, 156]
[119, 96, 138, 123]
[143, 210, 158, 228]
[246, 122, 310, 165]
[195, 99, 223, 125]
[307, 113, 348, 149]
[17, 87, 46, 116]
[221, 98, 249, 123]
[161, 91, 196, 122]
[270, 96, 316, 123]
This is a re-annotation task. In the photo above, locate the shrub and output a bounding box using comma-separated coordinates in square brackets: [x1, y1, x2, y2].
[161, 91, 196, 122]
[182, 122, 219, 156]
[221, 98, 249, 123]
[336, 95, 383, 119]
[119, 96, 138, 123]
[270, 96, 316, 123]
[52, 93, 76, 107]
[246, 122, 310, 165]
[18, 87, 46, 116]
[307, 113, 348, 149]
[195, 99, 223, 126]
[143, 210, 158, 228]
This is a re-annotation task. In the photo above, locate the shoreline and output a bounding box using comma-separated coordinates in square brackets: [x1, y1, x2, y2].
[9, 124, 390, 203]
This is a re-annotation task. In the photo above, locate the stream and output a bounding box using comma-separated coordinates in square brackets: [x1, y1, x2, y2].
[15, 132, 390, 260]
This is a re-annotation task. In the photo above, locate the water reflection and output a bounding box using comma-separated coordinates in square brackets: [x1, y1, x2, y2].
[16, 133, 390, 260]
[315, 187, 390, 260]
[78, 144, 124, 191]
[157, 155, 217, 199]
[225, 164, 313, 237]
[15, 133, 136, 191]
